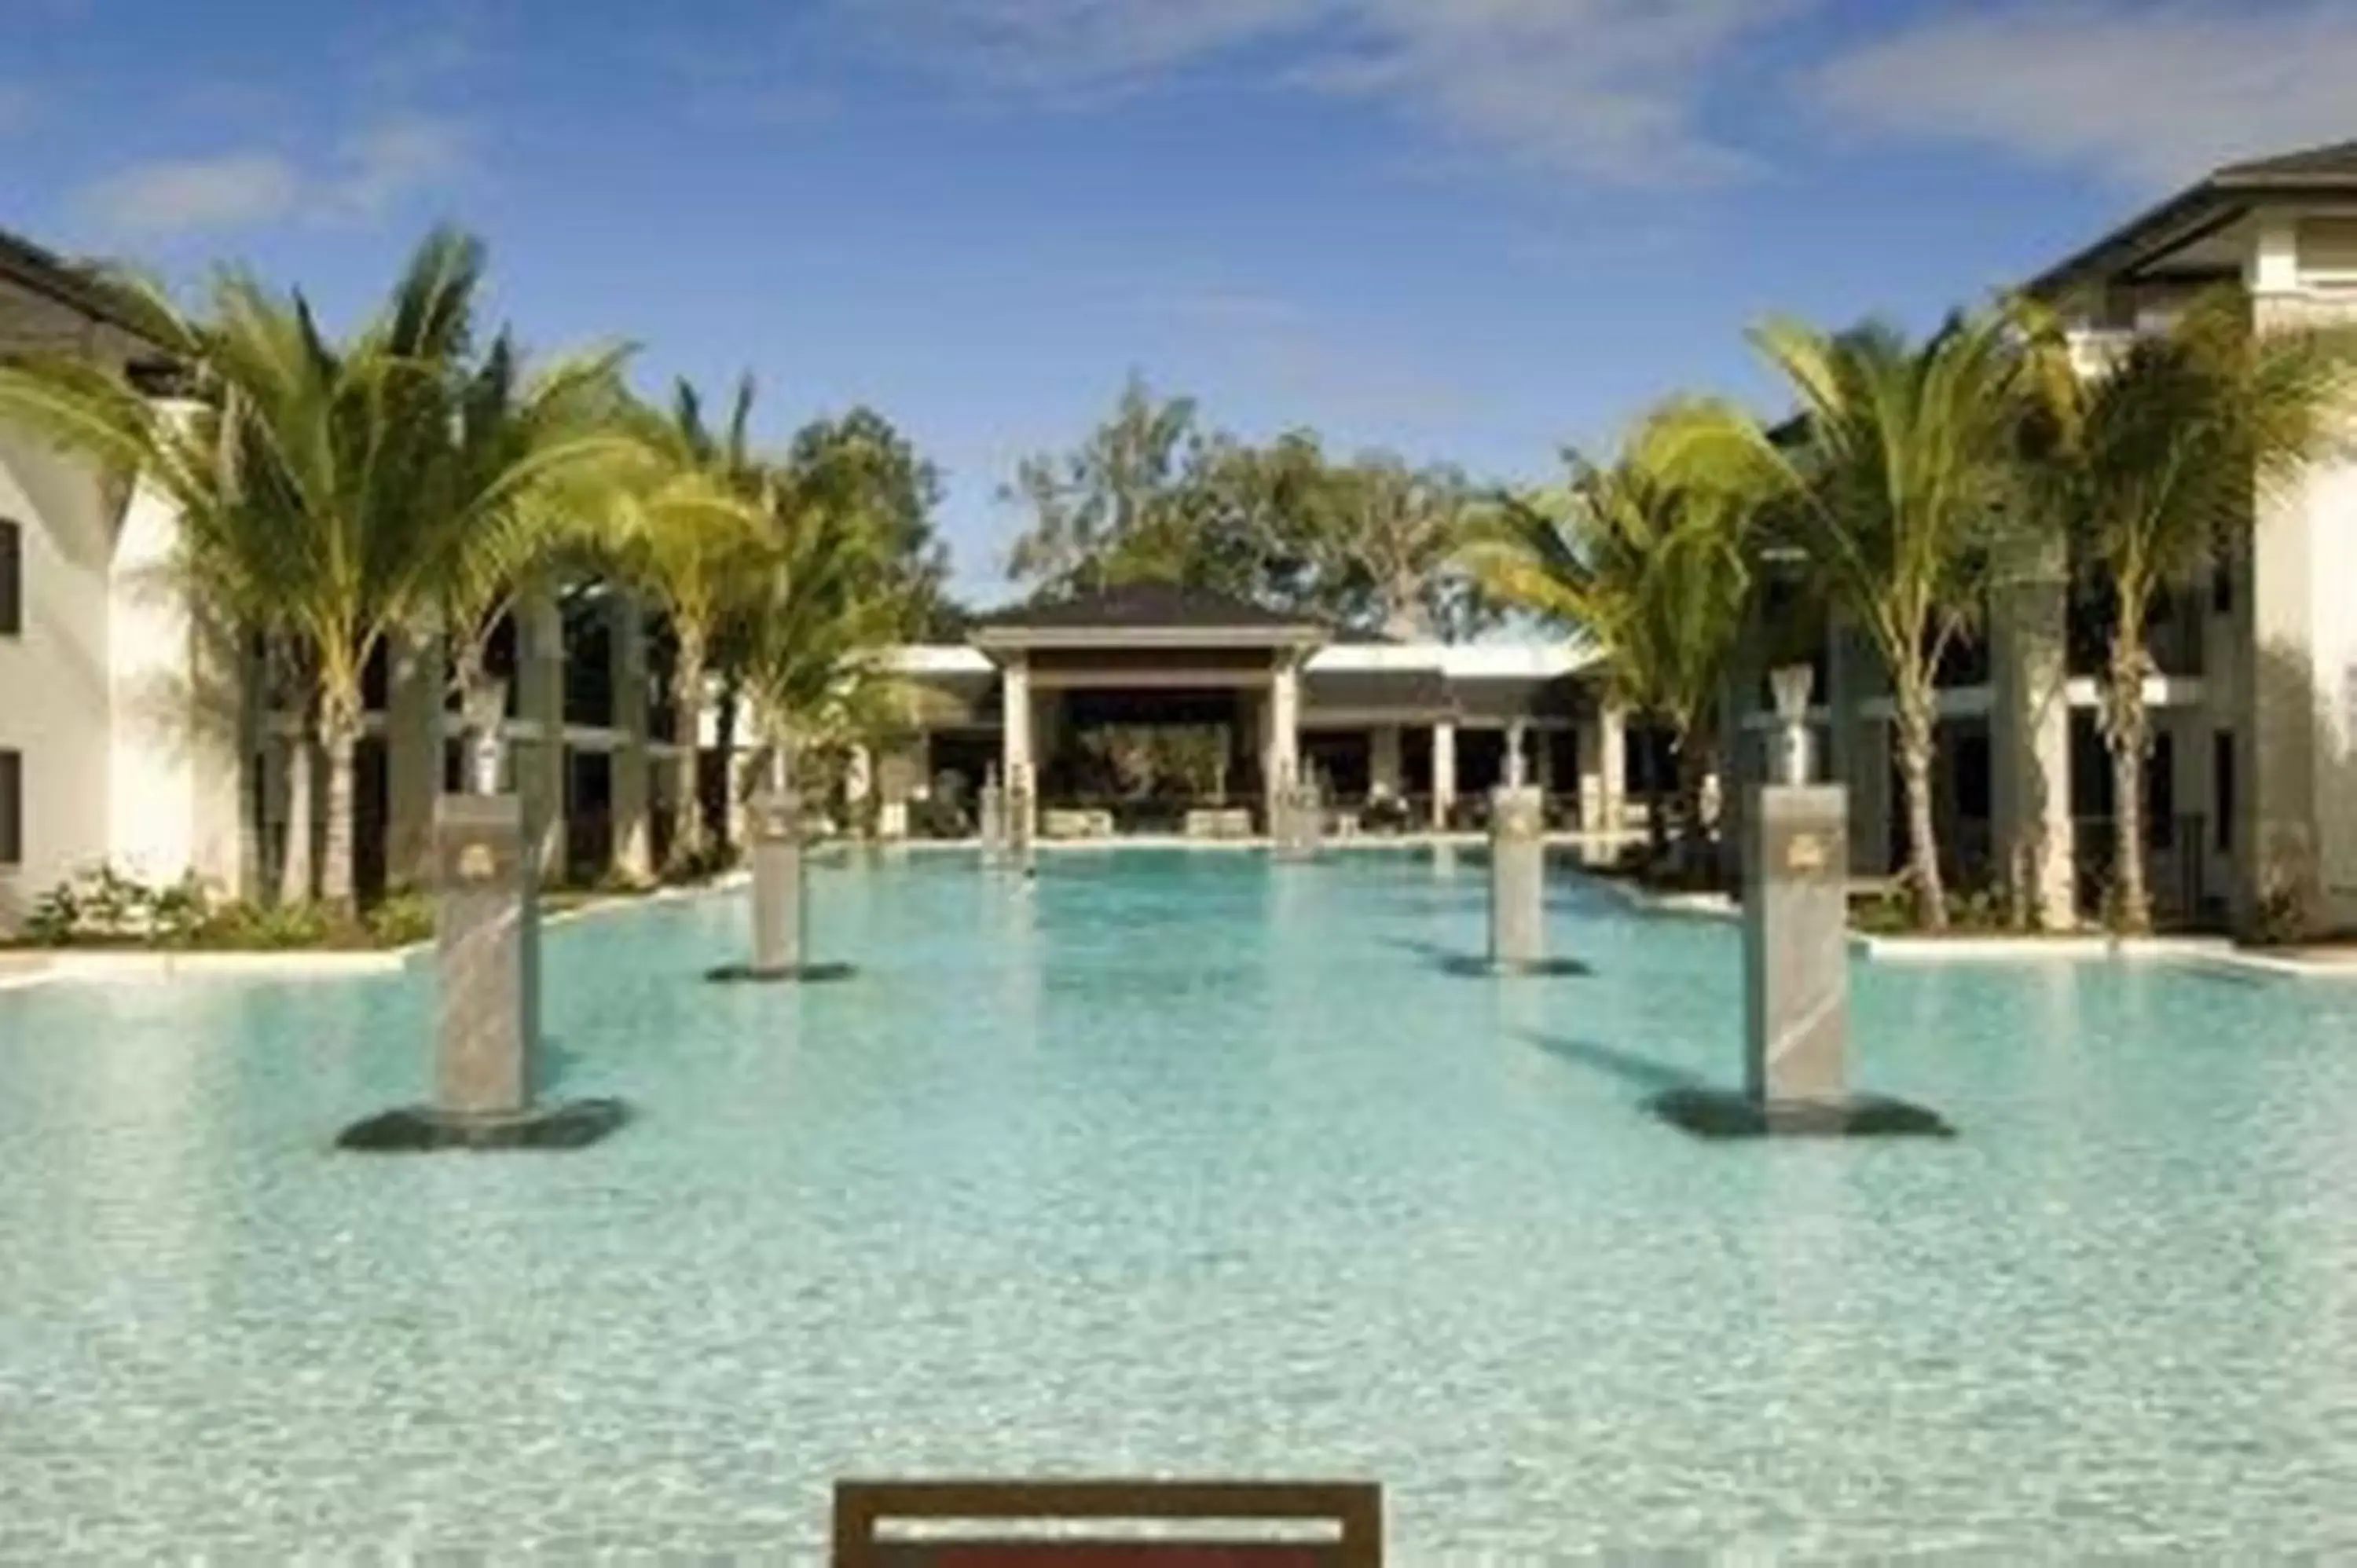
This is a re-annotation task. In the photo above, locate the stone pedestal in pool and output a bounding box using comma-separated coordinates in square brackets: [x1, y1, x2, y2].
[1007, 780, 1036, 875]
[707, 789, 852, 984]
[1273, 781, 1322, 861]
[1650, 669, 1951, 1140]
[1485, 784, 1578, 976]
[337, 793, 627, 1152]
[978, 767, 1006, 867]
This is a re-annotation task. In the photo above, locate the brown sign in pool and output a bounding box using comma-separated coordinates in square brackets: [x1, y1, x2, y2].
[831, 1481, 1383, 1567]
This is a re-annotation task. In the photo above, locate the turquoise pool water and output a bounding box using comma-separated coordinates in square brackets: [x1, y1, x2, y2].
[5, 848, 2357, 1559]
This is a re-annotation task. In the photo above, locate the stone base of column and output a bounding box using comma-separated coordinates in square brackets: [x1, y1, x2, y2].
[1272, 786, 1322, 861]
[979, 782, 1006, 866]
[703, 790, 854, 984]
[1646, 1087, 1954, 1140]
[1485, 786, 1578, 975]
[1007, 788, 1036, 874]
[336, 792, 629, 1153]
[1643, 782, 1951, 1141]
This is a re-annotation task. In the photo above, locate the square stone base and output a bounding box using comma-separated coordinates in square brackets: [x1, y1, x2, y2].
[335, 1097, 632, 1152]
[1646, 1087, 1956, 1141]
[703, 961, 857, 984]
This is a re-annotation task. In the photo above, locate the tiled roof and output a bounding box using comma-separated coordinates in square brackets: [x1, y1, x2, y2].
[968, 582, 1326, 632]
[2028, 138, 2357, 298]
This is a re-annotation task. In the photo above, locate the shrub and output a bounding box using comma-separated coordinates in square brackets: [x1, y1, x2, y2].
[9, 866, 427, 951]
[1359, 796, 1413, 835]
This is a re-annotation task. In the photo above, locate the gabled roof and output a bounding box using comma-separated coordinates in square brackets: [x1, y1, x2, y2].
[2026, 137, 2357, 299]
[966, 582, 1329, 650]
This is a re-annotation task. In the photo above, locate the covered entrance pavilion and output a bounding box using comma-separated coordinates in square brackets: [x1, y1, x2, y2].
[967, 586, 1328, 838]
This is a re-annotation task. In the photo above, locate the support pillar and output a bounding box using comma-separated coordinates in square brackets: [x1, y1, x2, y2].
[1000, 656, 1035, 845]
[1598, 703, 1626, 838]
[517, 584, 566, 884]
[1992, 532, 2075, 929]
[1266, 655, 1301, 833]
[1431, 718, 1458, 829]
[609, 593, 652, 885]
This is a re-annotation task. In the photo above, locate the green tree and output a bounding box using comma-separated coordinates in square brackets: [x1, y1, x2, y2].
[423, 332, 643, 790]
[2018, 289, 2357, 933]
[785, 406, 958, 637]
[735, 478, 911, 798]
[1003, 373, 1215, 598]
[1666, 310, 2035, 930]
[1472, 412, 1754, 870]
[1308, 455, 1494, 641]
[605, 376, 772, 873]
[0, 228, 537, 910]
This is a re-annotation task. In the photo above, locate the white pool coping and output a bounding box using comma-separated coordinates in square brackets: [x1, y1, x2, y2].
[1603, 880, 2357, 980]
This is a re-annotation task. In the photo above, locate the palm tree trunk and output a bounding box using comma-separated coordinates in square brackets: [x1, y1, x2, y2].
[1894, 684, 1948, 932]
[714, 671, 742, 855]
[667, 628, 706, 873]
[319, 693, 362, 913]
[2106, 624, 2154, 935]
[278, 731, 314, 907]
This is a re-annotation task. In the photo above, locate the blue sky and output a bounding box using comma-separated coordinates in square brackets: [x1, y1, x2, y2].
[5, 0, 2355, 605]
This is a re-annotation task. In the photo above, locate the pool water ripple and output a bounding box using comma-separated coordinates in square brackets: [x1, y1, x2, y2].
[4, 849, 2357, 1558]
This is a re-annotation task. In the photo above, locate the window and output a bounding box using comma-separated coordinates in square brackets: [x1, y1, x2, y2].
[2213, 732, 2234, 854]
[2211, 559, 2234, 617]
[0, 518, 20, 636]
[2147, 732, 2175, 849]
[0, 749, 20, 867]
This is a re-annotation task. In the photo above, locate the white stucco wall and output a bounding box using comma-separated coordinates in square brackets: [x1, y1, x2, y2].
[0, 426, 117, 927]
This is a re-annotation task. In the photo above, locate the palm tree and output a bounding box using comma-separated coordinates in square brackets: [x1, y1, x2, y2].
[0, 229, 507, 910]
[424, 332, 642, 790]
[734, 478, 911, 804]
[1664, 310, 2036, 930]
[1471, 412, 1754, 874]
[2018, 289, 2356, 933]
[605, 377, 771, 873]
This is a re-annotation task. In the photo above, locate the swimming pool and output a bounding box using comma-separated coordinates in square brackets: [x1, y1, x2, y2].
[4, 848, 2356, 1558]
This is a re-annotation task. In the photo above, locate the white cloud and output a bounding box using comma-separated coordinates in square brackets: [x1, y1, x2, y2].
[75, 152, 305, 235]
[846, 0, 1798, 182]
[321, 117, 467, 221]
[1811, 2, 2357, 191]
[72, 118, 468, 237]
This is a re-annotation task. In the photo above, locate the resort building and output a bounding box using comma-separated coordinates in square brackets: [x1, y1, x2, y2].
[5, 138, 2357, 933]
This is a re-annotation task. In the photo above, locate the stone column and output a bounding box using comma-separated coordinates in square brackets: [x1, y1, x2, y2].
[747, 789, 805, 976]
[608, 593, 652, 885]
[1001, 656, 1035, 844]
[1370, 724, 1404, 799]
[431, 793, 540, 1117]
[1266, 655, 1302, 832]
[1991, 531, 2076, 929]
[1598, 703, 1626, 837]
[516, 584, 567, 883]
[1743, 782, 1849, 1105]
[1488, 783, 1545, 970]
[386, 623, 445, 892]
[979, 764, 1007, 863]
[1431, 718, 1459, 829]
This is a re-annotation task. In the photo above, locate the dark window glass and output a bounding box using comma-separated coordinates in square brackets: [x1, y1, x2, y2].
[2148, 731, 2175, 848]
[2211, 560, 2234, 616]
[0, 749, 20, 866]
[2214, 732, 2235, 853]
[0, 518, 20, 636]
[1955, 732, 1992, 820]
